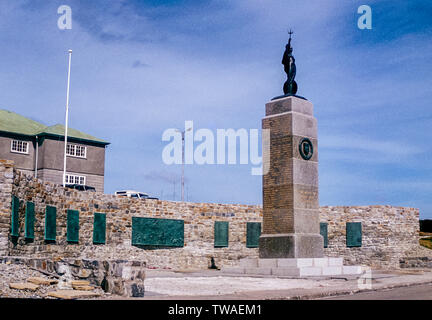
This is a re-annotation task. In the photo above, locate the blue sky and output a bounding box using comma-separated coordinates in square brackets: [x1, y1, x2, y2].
[1, 0, 432, 218]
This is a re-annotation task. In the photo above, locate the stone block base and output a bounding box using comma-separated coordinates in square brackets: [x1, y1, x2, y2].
[259, 233, 324, 258]
[222, 257, 364, 278]
[0, 256, 146, 297]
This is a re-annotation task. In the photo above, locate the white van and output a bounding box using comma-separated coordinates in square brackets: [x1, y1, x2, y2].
[115, 190, 149, 199]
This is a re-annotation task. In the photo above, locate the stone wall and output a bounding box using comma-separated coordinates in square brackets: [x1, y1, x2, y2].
[0, 160, 428, 270]
[0, 160, 14, 256]
[7, 165, 262, 270]
[400, 256, 432, 269]
[321, 206, 421, 269]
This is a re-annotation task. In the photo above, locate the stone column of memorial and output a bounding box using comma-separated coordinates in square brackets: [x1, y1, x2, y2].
[259, 31, 324, 258]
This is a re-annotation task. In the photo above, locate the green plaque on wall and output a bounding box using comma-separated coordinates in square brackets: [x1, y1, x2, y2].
[10, 196, 19, 237]
[320, 222, 328, 248]
[67, 210, 79, 243]
[132, 217, 184, 247]
[214, 221, 229, 248]
[246, 222, 261, 248]
[24, 201, 35, 239]
[44, 206, 57, 241]
[93, 212, 106, 244]
[346, 222, 362, 247]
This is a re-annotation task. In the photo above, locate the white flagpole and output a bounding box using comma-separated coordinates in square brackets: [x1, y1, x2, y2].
[63, 49, 72, 187]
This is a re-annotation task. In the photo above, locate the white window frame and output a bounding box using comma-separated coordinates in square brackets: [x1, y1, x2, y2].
[66, 143, 87, 159]
[64, 174, 86, 185]
[10, 140, 29, 154]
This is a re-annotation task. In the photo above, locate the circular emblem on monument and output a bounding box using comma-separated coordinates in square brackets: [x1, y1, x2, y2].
[299, 138, 313, 160]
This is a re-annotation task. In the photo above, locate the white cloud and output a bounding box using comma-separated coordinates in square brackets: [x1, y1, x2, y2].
[320, 134, 423, 157]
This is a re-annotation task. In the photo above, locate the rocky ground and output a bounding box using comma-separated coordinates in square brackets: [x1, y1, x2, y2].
[0, 262, 107, 299]
[1, 258, 432, 300]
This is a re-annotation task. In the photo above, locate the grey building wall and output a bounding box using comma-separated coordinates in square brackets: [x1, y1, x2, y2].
[0, 135, 35, 172]
[38, 168, 104, 193]
[37, 138, 106, 176]
[0, 133, 106, 192]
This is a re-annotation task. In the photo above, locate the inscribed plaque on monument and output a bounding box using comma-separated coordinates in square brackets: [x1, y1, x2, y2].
[10, 196, 19, 237]
[346, 222, 362, 247]
[93, 212, 106, 244]
[320, 222, 328, 248]
[214, 221, 229, 247]
[24, 201, 35, 239]
[132, 217, 184, 247]
[246, 222, 261, 248]
[67, 210, 79, 243]
[44, 206, 57, 241]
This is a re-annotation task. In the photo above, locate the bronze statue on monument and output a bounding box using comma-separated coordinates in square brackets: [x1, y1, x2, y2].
[282, 30, 297, 95]
[273, 29, 306, 101]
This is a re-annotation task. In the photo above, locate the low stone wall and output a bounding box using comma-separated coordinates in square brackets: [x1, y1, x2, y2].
[321, 206, 421, 269]
[7, 166, 262, 270]
[0, 160, 429, 270]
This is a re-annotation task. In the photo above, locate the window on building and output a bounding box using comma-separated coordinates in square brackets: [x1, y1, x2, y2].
[66, 143, 86, 158]
[65, 174, 86, 185]
[11, 140, 29, 154]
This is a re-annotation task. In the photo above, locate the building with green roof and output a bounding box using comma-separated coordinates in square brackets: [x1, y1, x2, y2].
[0, 109, 109, 192]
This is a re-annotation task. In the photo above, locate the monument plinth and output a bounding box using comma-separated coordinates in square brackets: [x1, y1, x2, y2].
[259, 96, 324, 258]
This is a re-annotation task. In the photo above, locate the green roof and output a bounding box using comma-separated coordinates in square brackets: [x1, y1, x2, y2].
[0, 109, 109, 145]
[0, 110, 46, 136]
[37, 124, 109, 144]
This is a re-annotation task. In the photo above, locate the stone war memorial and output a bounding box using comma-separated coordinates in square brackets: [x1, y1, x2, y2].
[260, 32, 324, 259]
[223, 32, 362, 276]
[0, 31, 430, 299]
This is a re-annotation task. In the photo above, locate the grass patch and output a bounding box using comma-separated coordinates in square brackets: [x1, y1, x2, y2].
[419, 237, 432, 250]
